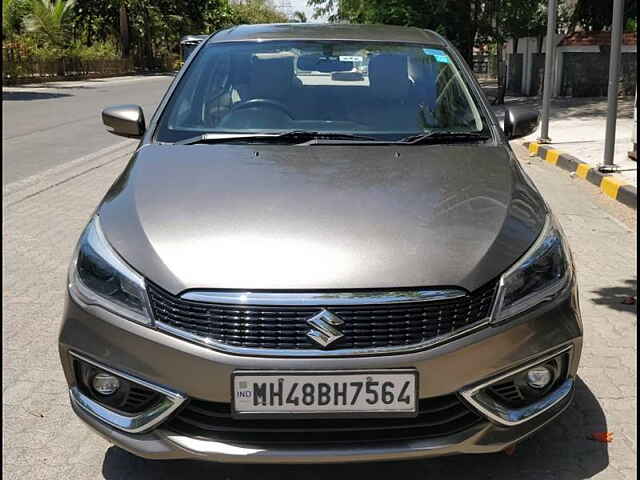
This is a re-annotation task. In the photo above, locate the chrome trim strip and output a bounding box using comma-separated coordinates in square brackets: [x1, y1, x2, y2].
[69, 352, 186, 434]
[154, 318, 490, 358]
[158, 421, 488, 460]
[460, 345, 574, 426]
[181, 289, 467, 306]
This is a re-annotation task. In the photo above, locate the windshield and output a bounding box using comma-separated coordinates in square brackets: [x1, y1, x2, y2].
[155, 40, 488, 143]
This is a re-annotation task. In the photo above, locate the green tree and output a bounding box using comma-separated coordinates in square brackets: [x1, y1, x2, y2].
[72, 1, 118, 46]
[231, 0, 288, 24]
[307, 0, 560, 65]
[7, 0, 290, 68]
[25, 0, 76, 48]
[501, 0, 547, 53]
[292, 10, 307, 22]
[3, 0, 31, 41]
[570, 0, 638, 32]
[308, 0, 484, 64]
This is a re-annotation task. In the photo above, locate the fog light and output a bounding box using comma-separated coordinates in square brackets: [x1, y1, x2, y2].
[526, 366, 552, 389]
[92, 372, 120, 396]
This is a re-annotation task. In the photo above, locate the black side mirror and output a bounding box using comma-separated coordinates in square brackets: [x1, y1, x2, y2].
[503, 107, 539, 140]
[102, 105, 145, 138]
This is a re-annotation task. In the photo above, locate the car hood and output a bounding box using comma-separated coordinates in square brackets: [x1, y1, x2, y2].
[99, 143, 546, 295]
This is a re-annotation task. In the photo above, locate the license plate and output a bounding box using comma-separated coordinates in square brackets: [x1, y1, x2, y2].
[232, 370, 418, 418]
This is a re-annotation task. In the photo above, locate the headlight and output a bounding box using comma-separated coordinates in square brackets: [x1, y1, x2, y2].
[492, 214, 572, 323]
[69, 216, 153, 325]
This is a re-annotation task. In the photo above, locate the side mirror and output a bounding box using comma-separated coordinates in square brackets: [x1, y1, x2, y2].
[503, 107, 539, 140]
[102, 105, 145, 138]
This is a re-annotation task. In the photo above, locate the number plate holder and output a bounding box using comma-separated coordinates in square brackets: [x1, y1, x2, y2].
[231, 370, 418, 419]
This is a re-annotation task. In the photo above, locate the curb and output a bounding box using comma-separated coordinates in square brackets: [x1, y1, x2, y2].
[523, 142, 637, 210]
[2, 73, 174, 91]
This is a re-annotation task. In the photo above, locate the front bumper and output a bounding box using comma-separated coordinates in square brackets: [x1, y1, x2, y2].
[70, 387, 573, 463]
[59, 285, 582, 463]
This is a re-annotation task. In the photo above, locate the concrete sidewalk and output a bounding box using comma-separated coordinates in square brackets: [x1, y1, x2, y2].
[495, 96, 636, 186]
[2, 73, 174, 92]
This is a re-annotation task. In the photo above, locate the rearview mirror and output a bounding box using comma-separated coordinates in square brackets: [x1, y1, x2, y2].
[503, 106, 539, 140]
[102, 104, 145, 138]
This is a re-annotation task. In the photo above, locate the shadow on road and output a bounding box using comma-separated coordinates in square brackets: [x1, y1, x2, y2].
[101, 377, 608, 480]
[2, 91, 74, 101]
[589, 278, 637, 314]
[493, 96, 635, 121]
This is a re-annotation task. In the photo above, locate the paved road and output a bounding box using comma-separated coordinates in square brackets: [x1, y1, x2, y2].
[2, 104, 637, 477]
[2, 75, 174, 185]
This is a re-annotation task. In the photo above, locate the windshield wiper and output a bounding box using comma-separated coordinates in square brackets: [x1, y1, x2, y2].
[175, 130, 380, 145]
[398, 131, 492, 145]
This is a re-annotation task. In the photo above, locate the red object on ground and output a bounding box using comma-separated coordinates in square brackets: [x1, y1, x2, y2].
[589, 432, 614, 443]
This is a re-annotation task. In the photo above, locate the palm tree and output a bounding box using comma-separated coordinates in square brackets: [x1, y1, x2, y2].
[291, 10, 307, 23]
[25, 0, 76, 48]
[3, 0, 29, 41]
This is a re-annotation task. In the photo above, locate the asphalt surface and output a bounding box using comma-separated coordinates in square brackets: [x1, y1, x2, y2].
[2, 77, 637, 479]
[2, 74, 174, 185]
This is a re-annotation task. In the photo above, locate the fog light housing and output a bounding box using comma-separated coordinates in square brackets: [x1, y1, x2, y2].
[526, 365, 553, 389]
[486, 351, 569, 407]
[92, 372, 120, 396]
[74, 358, 160, 413]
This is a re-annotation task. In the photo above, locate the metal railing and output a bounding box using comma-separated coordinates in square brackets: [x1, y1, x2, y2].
[2, 49, 179, 85]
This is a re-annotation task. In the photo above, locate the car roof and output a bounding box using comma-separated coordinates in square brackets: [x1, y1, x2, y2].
[208, 23, 445, 45]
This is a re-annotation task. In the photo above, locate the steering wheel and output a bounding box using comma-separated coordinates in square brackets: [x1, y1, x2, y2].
[229, 98, 294, 118]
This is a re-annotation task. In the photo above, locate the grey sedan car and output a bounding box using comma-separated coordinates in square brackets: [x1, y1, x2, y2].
[59, 23, 582, 463]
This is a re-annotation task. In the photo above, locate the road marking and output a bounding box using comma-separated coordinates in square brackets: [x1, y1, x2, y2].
[3, 139, 136, 206]
[545, 149, 560, 165]
[600, 176, 627, 200]
[523, 141, 636, 210]
[576, 163, 591, 179]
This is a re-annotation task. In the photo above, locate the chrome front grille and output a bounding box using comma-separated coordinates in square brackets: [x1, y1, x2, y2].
[147, 280, 498, 356]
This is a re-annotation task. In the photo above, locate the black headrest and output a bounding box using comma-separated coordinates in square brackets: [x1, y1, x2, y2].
[249, 55, 295, 99]
[368, 54, 409, 101]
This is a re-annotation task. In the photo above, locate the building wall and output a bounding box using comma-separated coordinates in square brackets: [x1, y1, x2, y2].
[561, 51, 637, 97]
[505, 34, 637, 98]
[507, 54, 523, 94]
[529, 53, 546, 97]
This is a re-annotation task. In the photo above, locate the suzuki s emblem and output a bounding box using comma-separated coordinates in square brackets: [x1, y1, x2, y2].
[306, 309, 345, 347]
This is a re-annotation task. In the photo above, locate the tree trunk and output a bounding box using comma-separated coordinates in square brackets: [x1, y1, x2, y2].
[463, 0, 476, 66]
[450, 0, 475, 66]
[119, 3, 130, 59]
[143, 9, 153, 68]
[86, 16, 93, 47]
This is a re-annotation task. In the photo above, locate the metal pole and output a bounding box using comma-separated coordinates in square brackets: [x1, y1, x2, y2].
[601, 0, 625, 171]
[630, 85, 637, 161]
[538, 0, 558, 143]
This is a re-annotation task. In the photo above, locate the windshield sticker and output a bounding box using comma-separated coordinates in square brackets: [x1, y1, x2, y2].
[423, 48, 450, 63]
[339, 56, 363, 63]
